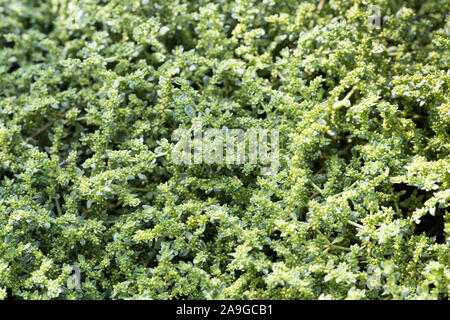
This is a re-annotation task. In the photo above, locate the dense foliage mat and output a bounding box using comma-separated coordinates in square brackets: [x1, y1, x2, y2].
[0, 0, 449, 299]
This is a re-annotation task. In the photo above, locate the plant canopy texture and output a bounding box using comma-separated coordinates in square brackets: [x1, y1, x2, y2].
[0, 0, 449, 299]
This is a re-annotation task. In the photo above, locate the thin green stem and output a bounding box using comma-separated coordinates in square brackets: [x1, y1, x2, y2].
[54, 197, 62, 216]
[314, 228, 332, 245]
[347, 220, 364, 229]
[154, 152, 168, 158]
[333, 86, 358, 110]
[332, 245, 351, 252]
[310, 181, 323, 194]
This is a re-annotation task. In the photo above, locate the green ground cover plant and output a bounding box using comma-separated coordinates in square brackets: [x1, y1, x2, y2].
[0, 0, 448, 299]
